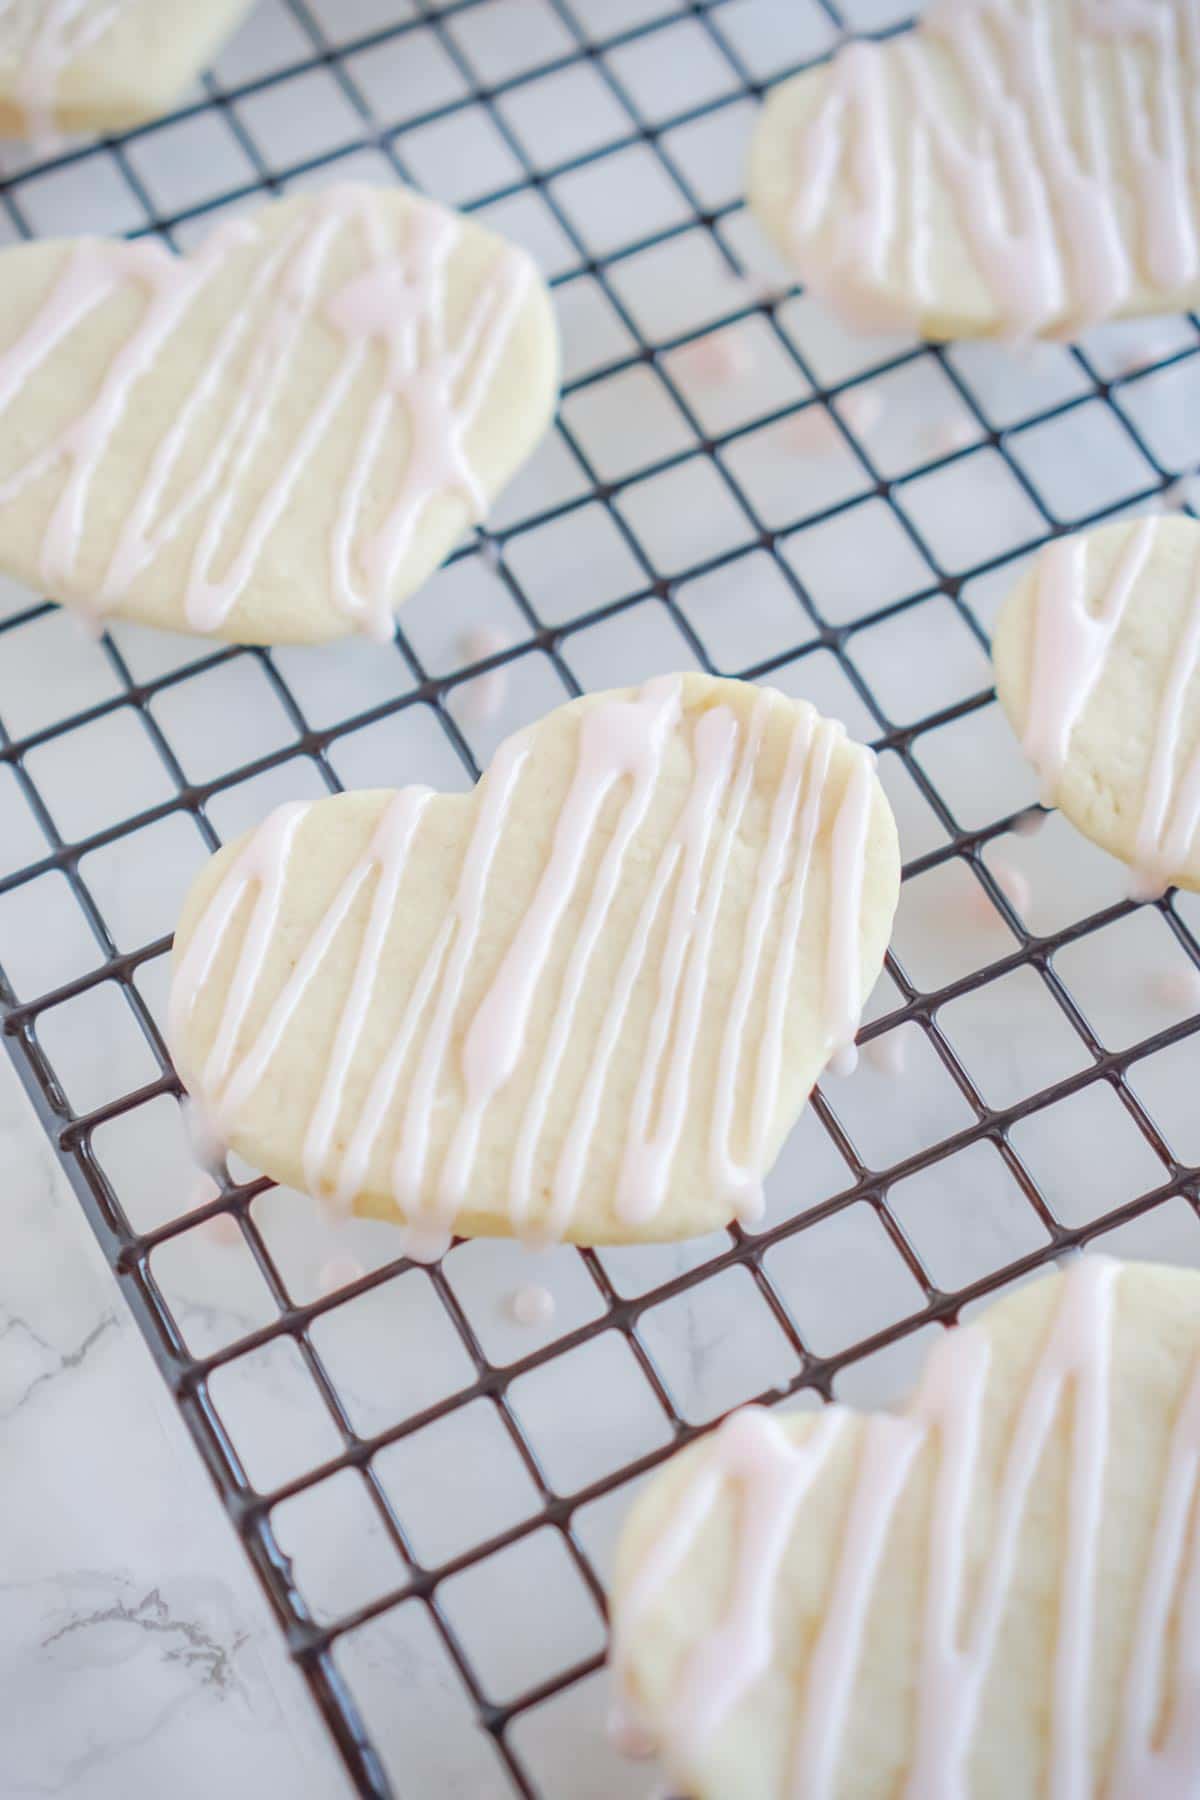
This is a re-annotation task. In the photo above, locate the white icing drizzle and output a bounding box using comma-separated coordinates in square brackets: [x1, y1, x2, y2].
[169, 799, 311, 1116]
[612, 1407, 849, 1758]
[1110, 1355, 1200, 1794]
[0, 0, 123, 145]
[793, 41, 895, 301]
[1022, 520, 1154, 799]
[504, 677, 685, 1237]
[169, 680, 879, 1247]
[1020, 518, 1200, 894]
[904, 1257, 1112, 1798]
[790, 1412, 924, 1798]
[300, 787, 435, 1203]
[613, 1257, 1200, 1797]
[0, 185, 530, 639]
[614, 701, 746, 1227]
[788, 0, 1200, 337]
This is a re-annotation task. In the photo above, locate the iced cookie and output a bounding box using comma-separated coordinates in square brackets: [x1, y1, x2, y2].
[993, 515, 1200, 899]
[611, 1256, 1200, 1800]
[748, 0, 1200, 340]
[0, 1, 253, 143]
[0, 182, 558, 643]
[169, 674, 899, 1256]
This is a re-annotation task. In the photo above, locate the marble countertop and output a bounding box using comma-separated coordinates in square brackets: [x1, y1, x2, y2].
[0, 1050, 349, 1800]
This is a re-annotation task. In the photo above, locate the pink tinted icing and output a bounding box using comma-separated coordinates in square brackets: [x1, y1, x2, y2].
[455, 624, 512, 727]
[317, 1252, 365, 1297]
[0, 186, 530, 639]
[787, 0, 1200, 337]
[169, 680, 881, 1246]
[613, 1256, 1200, 1797]
[0, 0, 123, 145]
[509, 1283, 555, 1327]
[1021, 521, 1155, 800]
[1020, 518, 1200, 894]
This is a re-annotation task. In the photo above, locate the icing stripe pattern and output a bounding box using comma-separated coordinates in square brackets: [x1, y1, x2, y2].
[613, 1257, 1200, 1799]
[1020, 519, 1200, 897]
[169, 679, 877, 1251]
[0, 185, 530, 639]
[788, 0, 1200, 336]
[0, 0, 124, 143]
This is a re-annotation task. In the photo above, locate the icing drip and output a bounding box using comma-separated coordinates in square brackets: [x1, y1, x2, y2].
[455, 624, 511, 726]
[170, 680, 879, 1246]
[0, 186, 530, 639]
[317, 1252, 365, 1297]
[1020, 519, 1200, 893]
[863, 1031, 906, 1077]
[509, 1283, 555, 1327]
[788, 0, 1200, 337]
[0, 0, 123, 145]
[614, 1257, 1200, 1798]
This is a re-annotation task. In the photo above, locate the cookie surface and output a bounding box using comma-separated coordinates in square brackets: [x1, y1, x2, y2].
[0, 0, 253, 141]
[993, 515, 1200, 898]
[169, 674, 899, 1254]
[0, 183, 558, 643]
[611, 1256, 1200, 1800]
[748, 0, 1200, 340]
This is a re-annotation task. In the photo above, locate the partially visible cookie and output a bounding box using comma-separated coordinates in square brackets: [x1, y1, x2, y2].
[169, 673, 899, 1255]
[0, 183, 558, 642]
[0, 0, 254, 142]
[611, 1256, 1200, 1799]
[748, 1, 1200, 339]
[993, 514, 1200, 898]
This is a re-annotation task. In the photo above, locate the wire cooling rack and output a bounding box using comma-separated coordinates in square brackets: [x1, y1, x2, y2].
[4, 0, 1200, 1794]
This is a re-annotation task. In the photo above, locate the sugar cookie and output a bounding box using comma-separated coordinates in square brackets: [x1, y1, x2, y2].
[611, 1256, 1200, 1800]
[0, 183, 558, 643]
[993, 515, 1200, 898]
[169, 674, 899, 1256]
[0, 1, 253, 143]
[748, 0, 1200, 340]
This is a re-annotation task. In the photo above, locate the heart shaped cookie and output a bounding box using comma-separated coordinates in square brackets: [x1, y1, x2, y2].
[611, 1256, 1200, 1799]
[0, 1, 254, 142]
[749, 0, 1200, 339]
[993, 514, 1200, 899]
[0, 182, 558, 643]
[169, 674, 899, 1255]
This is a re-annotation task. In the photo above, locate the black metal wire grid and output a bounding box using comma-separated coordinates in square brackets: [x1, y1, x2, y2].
[2, 0, 1200, 1794]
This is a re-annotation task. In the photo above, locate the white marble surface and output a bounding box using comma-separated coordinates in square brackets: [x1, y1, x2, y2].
[0, 1051, 349, 1800]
